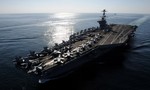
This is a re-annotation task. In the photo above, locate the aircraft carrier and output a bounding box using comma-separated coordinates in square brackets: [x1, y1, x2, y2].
[13, 9, 137, 83]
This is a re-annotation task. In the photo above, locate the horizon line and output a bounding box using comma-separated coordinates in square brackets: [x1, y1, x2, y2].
[0, 12, 149, 15]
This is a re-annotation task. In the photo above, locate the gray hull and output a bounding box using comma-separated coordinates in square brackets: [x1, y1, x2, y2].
[39, 43, 126, 83]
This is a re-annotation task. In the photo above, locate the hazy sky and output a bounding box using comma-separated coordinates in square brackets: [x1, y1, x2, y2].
[0, 0, 150, 14]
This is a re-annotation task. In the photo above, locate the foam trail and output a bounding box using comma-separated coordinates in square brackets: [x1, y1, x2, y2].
[129, 16, 149, 26]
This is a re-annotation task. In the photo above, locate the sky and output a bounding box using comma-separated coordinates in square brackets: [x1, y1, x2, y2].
[0, 0, 150, 14]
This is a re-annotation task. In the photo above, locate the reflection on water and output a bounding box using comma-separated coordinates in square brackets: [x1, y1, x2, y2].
[44, 13, 77, 46]
[53, 13, 77, 19]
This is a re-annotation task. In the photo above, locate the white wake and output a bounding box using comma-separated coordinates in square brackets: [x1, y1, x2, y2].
[129, 16, 149, 26]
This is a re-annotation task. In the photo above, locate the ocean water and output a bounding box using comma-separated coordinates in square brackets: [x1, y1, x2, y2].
[0, 13, 150, 90]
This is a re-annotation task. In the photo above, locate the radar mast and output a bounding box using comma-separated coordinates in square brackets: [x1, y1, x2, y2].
[97, 9, 107, 30]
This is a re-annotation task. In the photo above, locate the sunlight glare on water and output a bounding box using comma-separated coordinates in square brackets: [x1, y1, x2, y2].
[44, 13, 77, 46]
[53, 13, 77, 19]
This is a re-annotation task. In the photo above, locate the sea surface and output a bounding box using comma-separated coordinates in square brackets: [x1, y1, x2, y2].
[0, 13, 150, 90]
